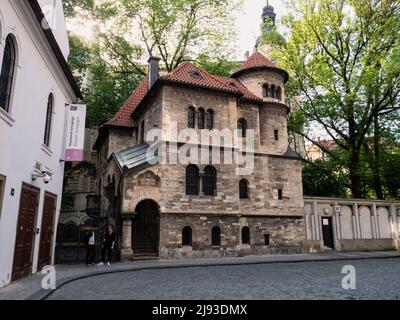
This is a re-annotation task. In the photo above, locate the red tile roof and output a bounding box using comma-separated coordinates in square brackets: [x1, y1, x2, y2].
[234, 52, 276, 74]
[211, 75, 263, 102]
[104, 55, 288, 128]
[105, 76, 148, 128]
[160, 63, 240, 95]
[231, 52, 288, 82]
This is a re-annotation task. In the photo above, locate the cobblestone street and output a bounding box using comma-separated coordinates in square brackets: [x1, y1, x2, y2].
[46, 258, 400, 300]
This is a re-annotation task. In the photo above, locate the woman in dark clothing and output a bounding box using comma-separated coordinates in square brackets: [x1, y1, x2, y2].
[98, 225, 115, 266]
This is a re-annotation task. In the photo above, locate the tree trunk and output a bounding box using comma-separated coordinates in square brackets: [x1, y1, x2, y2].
[372, 115, 384, 199]
[349, 149, 362, 198]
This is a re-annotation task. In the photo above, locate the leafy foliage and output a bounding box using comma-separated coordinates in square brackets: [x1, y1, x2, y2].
[267, 0, 400, 198]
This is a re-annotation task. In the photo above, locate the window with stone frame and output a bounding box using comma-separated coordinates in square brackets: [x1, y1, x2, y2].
[270, 84, 276, 98]
[188, 106, 195, 128]
[237, 118, 247, 138]
[140, 120, 145, 144]
[0, 35, 16, 113]
[278, 189, 283, 200]
[198, 108, 205, 129]
[206, 109, 214, 130]
[203, 166, 217, 196]
[211, 226, 221, 246]
[43, 94, 54, 147]
[277, 87, 282, 100]
[182, 226, 192, 246]
[241, 226, 250, 244]
[274, 129, 279, 141]
[239, 179, 249, 199]
[262, 84, 269, 98]
[186, 165, 199, 195]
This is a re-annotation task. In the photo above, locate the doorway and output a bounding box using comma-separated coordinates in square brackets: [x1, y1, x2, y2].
[133, 200, 160, 256]
[321, 217, 334, 249]
[12, 184, 39, 281]
[37, 192, 57, 271]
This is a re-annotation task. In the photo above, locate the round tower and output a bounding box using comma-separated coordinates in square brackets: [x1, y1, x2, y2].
[232, 52, 289, 154]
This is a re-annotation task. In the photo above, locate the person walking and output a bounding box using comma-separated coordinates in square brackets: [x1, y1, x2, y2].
[98, 225, 115, 266]
[85, 227, 97, 267]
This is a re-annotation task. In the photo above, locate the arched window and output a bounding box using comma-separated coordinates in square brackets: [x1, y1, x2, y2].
[182, 226, 192, 246]
[262, 84, 268, 98]
[188, 106, 195, 128]
[198, 108, 205, 129]
[186, 165, 199, 195]
[203, 166, 217, 196]
[237, 118, 247, 138]
[277, 87, 282, 100]
[270, 85, 276, 98]
[206, 109, 214, 130]
[140, 120, 145, 144]
[239, 179, 249, 199]
[43, 94, 54, 146]
[211, 226, 221, 246]
[0, 35, 16, 112]
[242, 227, 250, 244]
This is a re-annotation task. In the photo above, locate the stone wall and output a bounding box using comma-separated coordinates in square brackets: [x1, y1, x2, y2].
[119, 150, 303, 216]
[158, 213, 305, 259]
[304, 197, 400, 252]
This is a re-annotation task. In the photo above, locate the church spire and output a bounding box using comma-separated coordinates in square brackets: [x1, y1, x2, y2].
[255, 1, 277, 52]
[261, 0, 276, 32]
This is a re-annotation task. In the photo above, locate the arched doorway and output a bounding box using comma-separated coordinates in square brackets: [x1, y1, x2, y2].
[133, 200, 160, 256]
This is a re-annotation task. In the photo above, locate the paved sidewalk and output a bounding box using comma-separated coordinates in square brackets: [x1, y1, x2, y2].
[0, 250, 399, 300]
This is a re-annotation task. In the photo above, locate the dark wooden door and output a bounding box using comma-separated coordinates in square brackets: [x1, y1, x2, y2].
[38, 192, 57, 271]
[321, 217, 334, 249]
[12, 184, 39, 281]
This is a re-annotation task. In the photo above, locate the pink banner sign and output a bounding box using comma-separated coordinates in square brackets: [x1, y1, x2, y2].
[64, 104, 86, 162]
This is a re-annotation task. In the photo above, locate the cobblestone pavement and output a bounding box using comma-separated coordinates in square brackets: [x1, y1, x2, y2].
[46, 258, 400, 300]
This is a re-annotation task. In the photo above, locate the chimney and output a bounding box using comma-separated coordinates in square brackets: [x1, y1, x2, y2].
[148, 56, 161, 89]
[244, 51, 250, 60]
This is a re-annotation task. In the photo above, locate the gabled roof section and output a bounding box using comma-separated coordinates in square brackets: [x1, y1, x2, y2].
[105, 76, 148, 128]
[211, 75, 263, 103]
[160, 63, 241, 95]
[231, 52, 289, 82]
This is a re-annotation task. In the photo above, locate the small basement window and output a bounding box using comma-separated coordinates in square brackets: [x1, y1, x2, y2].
[264, 234, 270, 245]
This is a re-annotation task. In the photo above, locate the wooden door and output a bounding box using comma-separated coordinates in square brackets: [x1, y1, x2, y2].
[12, 184, 39, 281]
[38, 192, 57, 271]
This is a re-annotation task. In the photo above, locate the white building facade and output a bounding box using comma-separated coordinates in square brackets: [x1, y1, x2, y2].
[0, 0, 81, 287]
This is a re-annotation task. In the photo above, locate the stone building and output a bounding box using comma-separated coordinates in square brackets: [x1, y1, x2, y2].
[94, 52, 306, 260]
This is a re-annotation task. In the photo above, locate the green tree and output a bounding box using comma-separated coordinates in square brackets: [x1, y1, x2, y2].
[66, 0, 243, 126]
[302, 159, 348, 197]
[270, 0, 400, 198]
